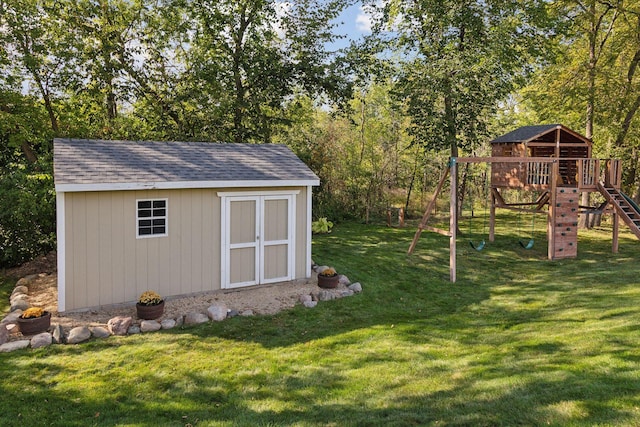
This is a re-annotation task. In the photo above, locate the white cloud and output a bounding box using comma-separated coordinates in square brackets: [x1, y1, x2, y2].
[355, 6, 373, 33]
[274, 2, 291, 39]
[356, 1, 401, 34]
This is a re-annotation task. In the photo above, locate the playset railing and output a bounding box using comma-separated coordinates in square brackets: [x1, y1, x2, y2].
[491, 157, 621, 191]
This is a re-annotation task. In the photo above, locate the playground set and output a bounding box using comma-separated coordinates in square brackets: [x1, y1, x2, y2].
[408, 124, 640, 282]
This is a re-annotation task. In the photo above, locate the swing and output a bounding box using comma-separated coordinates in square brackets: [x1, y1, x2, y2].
[467, 170, 489, 252]
[519, 235, 535, 250]
[469, 238, 486, 251]
[468, 211, 487, 251]
[517, 199, 536, 250]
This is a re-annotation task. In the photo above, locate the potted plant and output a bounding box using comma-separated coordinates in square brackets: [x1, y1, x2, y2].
[17, 307, 51, 335]
[317, 267, 340, 289]
[136, 291, 164, 320]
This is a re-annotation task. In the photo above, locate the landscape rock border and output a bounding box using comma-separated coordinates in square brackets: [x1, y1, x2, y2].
[0, 265, 362, 353]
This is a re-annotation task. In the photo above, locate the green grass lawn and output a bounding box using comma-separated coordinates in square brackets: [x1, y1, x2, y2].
[2, 216, 640, 426]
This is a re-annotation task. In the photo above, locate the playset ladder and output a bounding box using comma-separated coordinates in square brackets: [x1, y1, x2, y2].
[597, 183, 640, 240]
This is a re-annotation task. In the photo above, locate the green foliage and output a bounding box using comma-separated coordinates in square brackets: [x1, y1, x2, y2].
[0, 160, 56, 267]
[311, 217, 333, 234]
[281, 86, 429, 222]
[181, 0, 354, 143]
[0, 276, 15, 315]
[518, 1, 640, 195]
[0, 87, 55, 267]
[365, 0, 558, 156]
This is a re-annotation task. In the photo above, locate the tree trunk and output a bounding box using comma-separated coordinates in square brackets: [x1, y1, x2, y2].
[614, 94, 640, 148]
[20, 141, 38, 164]
[404, 152, 420, 217]
[632, 149, 640, 202]
[614, 15, 640, 148]
[101, 0, 117, 123]
[580, 1, 598, 230]
[30, 72, 59, 134]
[444, 94, 458, 158]
[231, 6, 252, 143]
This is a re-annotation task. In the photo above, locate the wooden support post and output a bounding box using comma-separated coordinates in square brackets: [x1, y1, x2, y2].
[489, 187, 496, 242]
[450, 159, 457, 283]
[548, 161, 559, 260]
[407, 166, 450, 255]
[612, 210, 619, 254]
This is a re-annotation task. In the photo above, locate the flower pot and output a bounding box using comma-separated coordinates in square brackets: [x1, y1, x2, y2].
[136, 300, 165, 320]
[17, 311, 51, 335]
[317, 274, 339, 289]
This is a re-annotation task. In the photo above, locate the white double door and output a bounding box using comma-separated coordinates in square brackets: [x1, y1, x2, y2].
[221, 193, 296, 289]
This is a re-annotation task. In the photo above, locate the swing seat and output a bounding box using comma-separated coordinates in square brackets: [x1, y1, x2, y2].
[519, 239, 535, 249]
[469, 240, 486, 251]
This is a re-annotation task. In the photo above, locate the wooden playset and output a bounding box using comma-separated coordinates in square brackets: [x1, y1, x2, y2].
[409, 124, 640, 282]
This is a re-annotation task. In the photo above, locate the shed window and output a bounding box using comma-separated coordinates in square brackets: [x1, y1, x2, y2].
[137, 199, 167, 238]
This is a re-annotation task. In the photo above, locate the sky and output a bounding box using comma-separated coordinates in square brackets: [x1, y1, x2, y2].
[330, 3, 373, 50]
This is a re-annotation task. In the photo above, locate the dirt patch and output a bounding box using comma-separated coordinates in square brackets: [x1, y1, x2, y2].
[13, 275, 322, 333]
[4, 251, 57, 279]
[4, 253, 328, 338]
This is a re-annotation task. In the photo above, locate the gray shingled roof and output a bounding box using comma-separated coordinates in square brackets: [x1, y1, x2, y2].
[54, 139, 319, 189]
[491, 124, 562, 143]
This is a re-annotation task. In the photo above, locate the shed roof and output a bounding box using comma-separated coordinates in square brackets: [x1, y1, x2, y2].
[491, 124, 590, 145]
[54, 138, 319, 192]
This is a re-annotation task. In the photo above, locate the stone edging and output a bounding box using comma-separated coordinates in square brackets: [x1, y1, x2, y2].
[0, 265, 362, 353]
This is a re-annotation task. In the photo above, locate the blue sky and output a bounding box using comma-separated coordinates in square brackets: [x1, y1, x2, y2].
[330, 3, 372, 50]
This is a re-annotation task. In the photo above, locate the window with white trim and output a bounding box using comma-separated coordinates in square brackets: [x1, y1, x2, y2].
[136, 199, 168, 238]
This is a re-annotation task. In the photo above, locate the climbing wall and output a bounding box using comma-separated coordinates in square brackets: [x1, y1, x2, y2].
[549, 187, 579, 259]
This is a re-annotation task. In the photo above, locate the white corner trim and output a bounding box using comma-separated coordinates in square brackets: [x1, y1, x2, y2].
[220, 196, 228, 289]
[56, 179, 319, 193]
[306, 185, 313, 278]
[56, 192, 66, 313]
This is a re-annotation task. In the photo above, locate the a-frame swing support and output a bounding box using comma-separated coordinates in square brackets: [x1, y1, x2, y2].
[407, 158, 458, 282]
[409, 155, 627, 283]
[409, 157, 540, 283]
[409, 158, 496, 282]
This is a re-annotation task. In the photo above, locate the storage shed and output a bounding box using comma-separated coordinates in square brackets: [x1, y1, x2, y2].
[54, 139, 319, 312]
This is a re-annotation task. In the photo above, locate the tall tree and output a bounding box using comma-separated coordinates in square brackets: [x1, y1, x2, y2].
[364, 0, 556, 157]
[185, 0, 353, 143]
[0, 0, 68, 140]
[520, 1, 640, 198]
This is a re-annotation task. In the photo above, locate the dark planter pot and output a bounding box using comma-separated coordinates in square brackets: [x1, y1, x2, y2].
[17, 311, 51, 335]
[318, 274, 339, 289]
[136, 300, 165, 320]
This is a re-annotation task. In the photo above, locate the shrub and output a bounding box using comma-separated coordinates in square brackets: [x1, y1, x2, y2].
[0, 160, 56, 267]
[311, 217, 334, 234]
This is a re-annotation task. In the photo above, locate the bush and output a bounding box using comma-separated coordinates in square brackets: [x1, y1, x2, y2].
[311, 217, 334, 234]
[0, 160, 56, 267]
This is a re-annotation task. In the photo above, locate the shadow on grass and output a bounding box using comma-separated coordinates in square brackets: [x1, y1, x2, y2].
[186, 223, 493, 349]
[1, 348, 638, 426]
[2, 220, 640, 426]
